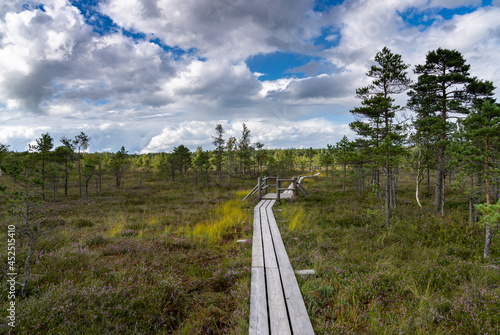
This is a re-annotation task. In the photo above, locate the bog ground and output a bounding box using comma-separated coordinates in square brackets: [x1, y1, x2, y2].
[1, 170, 499, 334]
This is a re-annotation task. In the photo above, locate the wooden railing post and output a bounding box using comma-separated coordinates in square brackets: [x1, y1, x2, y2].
[276, 175, 281, 201]
[264, 176, 268, 195]
[258, 177, 262, 200]
[292, 177, 297, 200]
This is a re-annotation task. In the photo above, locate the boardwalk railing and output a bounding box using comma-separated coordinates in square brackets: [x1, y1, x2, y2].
[243, 174, 317, 201]
[249, 199, 314, 334]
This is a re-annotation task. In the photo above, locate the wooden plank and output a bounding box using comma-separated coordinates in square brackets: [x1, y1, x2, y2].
[263, 199, 293, 333]
[262, 193, 277, 200]
[261, 201, 278, 269]
[266, 205, 315, 335]
[249, 267, 269, 335]
[250, 201, 268, 335]
[266, 267, 292, 335]
[252, 201, 265, 268]
[279, 266, 315, 334]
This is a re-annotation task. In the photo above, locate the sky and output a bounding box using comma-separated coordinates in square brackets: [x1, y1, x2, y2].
[1, 0, 500, 153]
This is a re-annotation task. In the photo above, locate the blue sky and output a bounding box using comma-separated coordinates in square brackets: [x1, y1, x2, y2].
[1, 0, 499, 152]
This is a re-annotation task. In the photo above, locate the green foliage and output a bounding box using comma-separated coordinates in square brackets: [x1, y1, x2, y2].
[193, 146, 211, 184]
[213, 124, 225, 183]
[350, 47, 410, 162]
[475, 199, 500, 231]
[408, 48, 495, 211]
[173, 144, 191, 176]
[108, 146, 129, 188]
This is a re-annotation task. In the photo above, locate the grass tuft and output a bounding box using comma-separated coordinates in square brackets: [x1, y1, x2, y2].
[191, 199, 247, 243]
[72, 218, 94, 228]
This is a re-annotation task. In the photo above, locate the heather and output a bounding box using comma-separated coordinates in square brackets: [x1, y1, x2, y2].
[1, 170, 499, 334]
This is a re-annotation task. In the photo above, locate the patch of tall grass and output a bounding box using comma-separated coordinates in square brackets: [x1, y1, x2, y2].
[191, 199, 247, 243]
[282, 204, 308, 231]
[236, 189, 253, 198]
[108, 219, 125, 237]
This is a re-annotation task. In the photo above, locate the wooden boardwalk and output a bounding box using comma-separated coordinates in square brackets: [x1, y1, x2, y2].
[249, 199, 314, 334]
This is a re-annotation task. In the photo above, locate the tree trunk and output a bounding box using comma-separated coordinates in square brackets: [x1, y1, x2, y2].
[469, 196, 474, 223]
[416, 147, 422, 208]
[484, 137, 492, 259]
[218, 156, 222, 184]
[391, 169, 398, 208]
[426, 168, 430, 197]
[22, 237, 35, 297]
[484, 224, 492, 259]
[435, 166, 443, 210]
[78, 152, 82, 199]
[385, 162, 391, 229]
[469, 176, 474, 223]
[440, 174, 445, 216]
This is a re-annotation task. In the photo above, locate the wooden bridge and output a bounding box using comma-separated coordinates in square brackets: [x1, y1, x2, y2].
[247, 175, 317, 334]
[243, 175, 317, 202]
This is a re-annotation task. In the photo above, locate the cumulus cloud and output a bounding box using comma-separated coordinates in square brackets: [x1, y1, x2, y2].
[0, 0, 181, 117]
[100, 0, 326, 60]
[142, 118, 354, 153]
[0, 0, 499, 152]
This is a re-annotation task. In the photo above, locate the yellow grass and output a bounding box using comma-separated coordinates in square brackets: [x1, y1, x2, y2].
[109, 220, 124, 237]
[236, 189, 253, 198]
[148, 216, 160, 226]
[284, 205, 307, 231]
[191, 199, 246, 243]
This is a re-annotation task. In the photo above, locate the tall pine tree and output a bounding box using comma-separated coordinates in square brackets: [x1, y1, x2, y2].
[408, 48, 495, 213]
[350, 47, 410, 228]
[212, 124, 225, 184]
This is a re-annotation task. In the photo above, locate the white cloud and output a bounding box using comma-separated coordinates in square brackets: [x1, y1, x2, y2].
[141, 118, 354, 153]
[0, 0, 499, 152]
[100, 0, 326, 61]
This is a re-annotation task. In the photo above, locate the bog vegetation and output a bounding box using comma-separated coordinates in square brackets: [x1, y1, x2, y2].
[0, 47, 499, 334]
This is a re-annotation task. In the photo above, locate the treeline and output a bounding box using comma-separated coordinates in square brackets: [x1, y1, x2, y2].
[0, 126, 328, 198]
[0, 47, 499, 259]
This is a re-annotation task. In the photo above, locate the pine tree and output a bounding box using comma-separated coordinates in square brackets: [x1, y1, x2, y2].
[349, 47, 411, 228]
[59, 137, 76, 196]
[109, 146, 128, 189]
[173, 145, 191, 177]
[408, 48, 495, 213]
[335, 136, 354, 193]
[73, 132, 90, 199]
[238, 123, 251, 175]
[212, 124, 225, 184]
[30, 133, 54, 201]
[226, 136, 237, 182]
